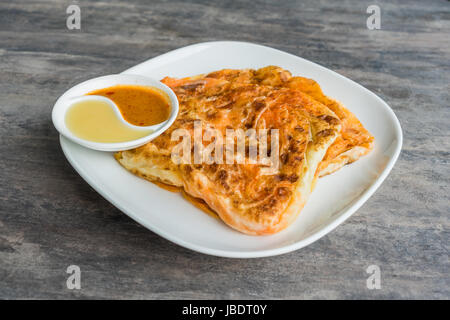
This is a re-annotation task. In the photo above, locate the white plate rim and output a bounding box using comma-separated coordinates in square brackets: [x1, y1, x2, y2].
[59, 41, 403, 258]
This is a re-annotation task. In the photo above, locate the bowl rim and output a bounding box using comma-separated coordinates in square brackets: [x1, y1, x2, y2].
[51, 74, 179, 152]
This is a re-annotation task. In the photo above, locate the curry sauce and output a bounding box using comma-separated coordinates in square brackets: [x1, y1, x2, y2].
[88, 85, 171, 126]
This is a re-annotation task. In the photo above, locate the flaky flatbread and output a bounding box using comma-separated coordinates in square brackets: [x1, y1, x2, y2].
[116, 75, 341, 235]
[202, 66, 374, 176]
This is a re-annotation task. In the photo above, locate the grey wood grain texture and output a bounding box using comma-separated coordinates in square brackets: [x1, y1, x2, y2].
[0, 0, 448, 299]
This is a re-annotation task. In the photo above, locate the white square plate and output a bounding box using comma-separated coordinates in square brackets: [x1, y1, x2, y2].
[60, 41, 402, 258]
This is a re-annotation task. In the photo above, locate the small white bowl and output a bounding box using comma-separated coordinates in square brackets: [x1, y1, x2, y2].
[52, 74, 179, 152]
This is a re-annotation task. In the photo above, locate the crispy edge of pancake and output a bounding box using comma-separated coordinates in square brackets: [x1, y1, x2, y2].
[315, 98, 374, 176]
[115, 83, 340, 235]
[318, 144, 373, 176]
[115, 144, 183, 187]
[288, 82, 373, 176]
[262, 67, 374, 176]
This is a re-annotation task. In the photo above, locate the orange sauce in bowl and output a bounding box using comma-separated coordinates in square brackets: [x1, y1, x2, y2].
[88, 85, 171, 126]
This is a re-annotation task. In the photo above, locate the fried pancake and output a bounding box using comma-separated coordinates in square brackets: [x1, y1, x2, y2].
[201, 66, 374, 176]
[116, 76, 341, 235]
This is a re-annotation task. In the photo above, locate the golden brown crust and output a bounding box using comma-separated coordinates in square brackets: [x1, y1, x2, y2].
[205, 66, 374, 176]
[116, 72, 341, 235]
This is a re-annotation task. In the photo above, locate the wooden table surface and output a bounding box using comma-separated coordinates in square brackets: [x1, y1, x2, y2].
[0, 0, 448, 299]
